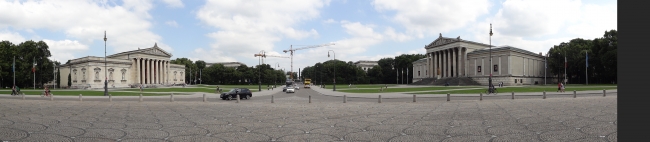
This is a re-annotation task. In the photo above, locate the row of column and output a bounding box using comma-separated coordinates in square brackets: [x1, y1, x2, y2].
[134, 58, 169, 85]
[427, 47, 467, 78]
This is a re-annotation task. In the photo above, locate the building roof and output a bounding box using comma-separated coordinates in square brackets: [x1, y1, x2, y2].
[107, 43, 172, 58]
[425, 33, 494, 49]
[468, 45, 544, 58]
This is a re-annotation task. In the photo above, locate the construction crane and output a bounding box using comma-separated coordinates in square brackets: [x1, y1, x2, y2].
[283, 43, 335, 80]
[253, 53, 290, 64]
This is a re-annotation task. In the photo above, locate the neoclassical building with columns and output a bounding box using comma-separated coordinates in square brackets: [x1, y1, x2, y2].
[59, 43, 186, 88]
[412, 34, 549, 86]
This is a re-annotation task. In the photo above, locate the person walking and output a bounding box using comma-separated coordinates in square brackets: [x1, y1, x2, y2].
[557, 82, 561, 92]
[561, 82, 566, 92]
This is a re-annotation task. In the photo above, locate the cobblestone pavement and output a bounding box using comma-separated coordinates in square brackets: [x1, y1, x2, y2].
[0, 95, 616, 142]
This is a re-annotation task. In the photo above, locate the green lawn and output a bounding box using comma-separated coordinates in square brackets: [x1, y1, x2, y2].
[338, 86, 480, 93]
[410, 86, 618, 94]
[0, 90, 180, 96]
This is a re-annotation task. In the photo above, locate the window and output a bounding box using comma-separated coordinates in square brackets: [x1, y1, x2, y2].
[94, 68, 101, 80]
[121, 69, 127, 80]
[477, 66, 482, 72]
[81, 68, 86, 80]
[493, 65, 498, 72]
[73, 69, 77, 81]
[418, 71, 420, 76]
[108, 68, 114, 80]
[515, 79, 517, 83]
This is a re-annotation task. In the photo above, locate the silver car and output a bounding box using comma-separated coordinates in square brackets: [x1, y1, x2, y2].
[286, 87, 296, 93]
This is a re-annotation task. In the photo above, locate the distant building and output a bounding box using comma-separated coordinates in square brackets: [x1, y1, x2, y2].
[59, 43, 186, 89]
[354, 60, 378, 72]
[207, 62, 247, 68]
[412, 34, 550, 85]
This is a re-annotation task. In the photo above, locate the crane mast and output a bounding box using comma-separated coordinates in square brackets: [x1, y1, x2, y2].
[283, 43, 335, 81]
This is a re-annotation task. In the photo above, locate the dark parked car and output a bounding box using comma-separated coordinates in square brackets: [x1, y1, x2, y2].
[220, 88, 252, 100]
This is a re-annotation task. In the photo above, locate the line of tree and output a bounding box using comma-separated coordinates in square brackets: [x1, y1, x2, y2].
[0, 40, 60, 89]
[170, 58, 287, 86]
[300, 54, 426, 85]
[546, 29, 617, 84]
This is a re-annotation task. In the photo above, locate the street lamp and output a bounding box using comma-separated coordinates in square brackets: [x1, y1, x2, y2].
[488, 24, 493, 90]
[328, 50, 336, 91]
[254, 50, 266, 91]
[104, 31, 108, 96]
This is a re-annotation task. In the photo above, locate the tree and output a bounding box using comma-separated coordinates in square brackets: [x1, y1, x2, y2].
[195, 60, 206, 84]
[67, 73, 71, 87]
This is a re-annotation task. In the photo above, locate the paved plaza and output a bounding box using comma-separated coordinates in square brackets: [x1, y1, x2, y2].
[0, 89, 617, 142]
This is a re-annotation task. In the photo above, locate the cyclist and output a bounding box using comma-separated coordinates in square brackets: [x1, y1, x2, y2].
[43, 86, 51, 97]
[488, 83, 497, 94]
[11, 85, 16, 96]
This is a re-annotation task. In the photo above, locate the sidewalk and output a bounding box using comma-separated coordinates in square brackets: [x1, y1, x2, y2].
[0, 87, 283, 99]
[310, 85, 617, 99]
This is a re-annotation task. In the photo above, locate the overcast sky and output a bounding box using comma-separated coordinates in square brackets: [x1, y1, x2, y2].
[0, 0, 616, 72]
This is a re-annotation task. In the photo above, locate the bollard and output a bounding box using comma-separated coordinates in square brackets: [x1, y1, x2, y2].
[22, 93, 25, 100]
[236, 94, 240, 103]
[573, 90, 576, 98]
[170, 93, 174, 102]
[109, 94, 112, 102]
[50, 93, 53, 101]
[603, 89, 606, 97]
[79, 94, 83, 102]
[309, 95, 311, 103]
[379, 95, 382, 103]
[413, 94, 416, 103]
[511, 92, 514, 100]
[480, 93, 482, 101]
[203, 94, 207, 102]
[543, 91, 546, 99]
[447, 93, 450, 101]
[272, 95, 274, 103]
[343, 95, 347, 103]
[139, 94, 143, 102]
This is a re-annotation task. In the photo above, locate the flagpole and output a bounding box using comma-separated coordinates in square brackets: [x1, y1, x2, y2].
[586, 52, 588, 85]
[13, 56, 15, 87]
[34, 57, 35, 90]
[544, 53, 547, 85]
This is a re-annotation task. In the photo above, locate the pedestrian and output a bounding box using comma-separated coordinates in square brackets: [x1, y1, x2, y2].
[557, 82, 561, 92]
[561, 83, 566, 92]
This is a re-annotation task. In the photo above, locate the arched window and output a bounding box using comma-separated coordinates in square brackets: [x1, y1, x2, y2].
[121, 69, 127, 80]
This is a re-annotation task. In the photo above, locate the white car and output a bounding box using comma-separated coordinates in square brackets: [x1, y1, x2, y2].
[286, 87, 296, 93]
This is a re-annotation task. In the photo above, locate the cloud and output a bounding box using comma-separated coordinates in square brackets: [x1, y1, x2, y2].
[0, 0, 172, 60]
[464, 0, 617, 55]
[196, 0, 329, 65]
[322, 18, 336, 24]
[0, 30, 25, 44]
[43, 39, 89, 62]
[165, 20, 179, 27]
[372, 0, 490, 38]
[492, 0, 582, 37]
[162, 0, 184, 8]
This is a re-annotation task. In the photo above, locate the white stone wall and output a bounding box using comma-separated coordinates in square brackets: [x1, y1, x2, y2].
[471, 76, 552, 86]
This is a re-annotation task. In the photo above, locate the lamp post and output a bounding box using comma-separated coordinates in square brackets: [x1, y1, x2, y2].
[104, 31, 108, 96]
[393, 62, 396, 84]
[488, 24, 493, 90]
[328, 50, 336, 91]
[254, 50, 265, 91]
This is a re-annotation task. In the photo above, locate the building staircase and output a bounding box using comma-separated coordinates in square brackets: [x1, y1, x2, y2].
[410, 77, 481, 86]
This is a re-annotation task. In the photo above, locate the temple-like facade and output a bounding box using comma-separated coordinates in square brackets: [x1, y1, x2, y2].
[59, 43, 186, 88]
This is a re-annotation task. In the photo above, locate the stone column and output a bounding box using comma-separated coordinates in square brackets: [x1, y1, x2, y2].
[456, 48, 460, 77]
[499, 56, 502, 75]
[451, 48, 455, 77]
[135, 58, 140, 84]
[432, 52, 436, 79]
[445, 49, 449, 78]
[149, 59, 152, 84]
[464, 49, 468, 77]
[434, 52, 438, 79]
[156, 60, 159, 84]
[426, 53, 430, 78]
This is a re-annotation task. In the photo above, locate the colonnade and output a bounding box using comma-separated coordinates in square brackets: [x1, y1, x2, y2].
[427, 47, 468, 78]
[133, 58, 169, 84]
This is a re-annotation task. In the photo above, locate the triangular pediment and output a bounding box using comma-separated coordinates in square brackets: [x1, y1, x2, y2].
[427, 36, 460, 48]
[106, 43, 173, 58]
